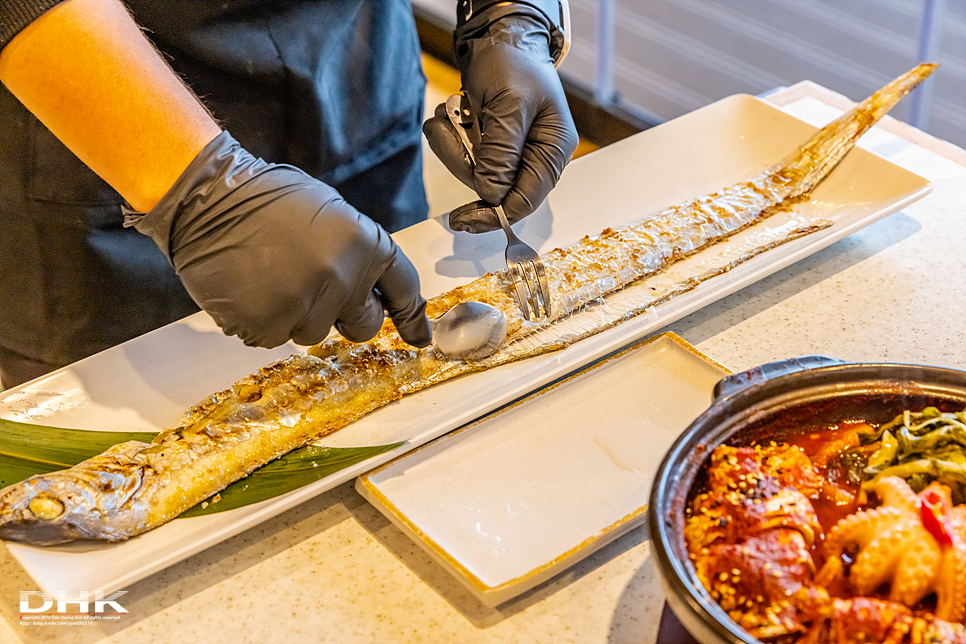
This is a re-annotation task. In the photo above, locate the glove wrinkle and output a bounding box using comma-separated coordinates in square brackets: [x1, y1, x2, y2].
[326, 219, 389, 344]
[448, 201, 502, 234]
[332, 290, 384, 344]
[421, 104, 475, 190]
[441, 12, 577, 234]
[126, 130, 430, 349]
[375, 247, 433, 348]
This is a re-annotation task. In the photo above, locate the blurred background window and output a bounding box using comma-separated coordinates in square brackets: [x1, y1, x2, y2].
[414, 0, 965, 149]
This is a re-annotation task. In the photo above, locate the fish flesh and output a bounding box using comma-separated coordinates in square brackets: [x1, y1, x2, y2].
[0, 63, 937, 545]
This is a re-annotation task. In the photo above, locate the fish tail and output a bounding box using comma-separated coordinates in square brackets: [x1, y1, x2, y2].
[777, 62, 939, 193]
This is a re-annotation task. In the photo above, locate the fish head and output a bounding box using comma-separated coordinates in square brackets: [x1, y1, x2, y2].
[0, 475, 89, 545]
[0, 440, 149, 545]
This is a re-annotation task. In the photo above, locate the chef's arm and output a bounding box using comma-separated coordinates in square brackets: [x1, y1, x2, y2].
[0, 0, 431, 349]
[0, 0, 221, 213]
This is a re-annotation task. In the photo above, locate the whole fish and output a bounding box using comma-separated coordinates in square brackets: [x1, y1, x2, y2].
[0, 63, 936, 545]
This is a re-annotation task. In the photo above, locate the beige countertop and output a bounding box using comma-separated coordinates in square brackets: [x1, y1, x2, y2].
[2, 82, 965, 644]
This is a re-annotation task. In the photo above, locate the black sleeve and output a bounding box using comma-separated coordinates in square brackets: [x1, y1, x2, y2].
[0, 0, 65, 51]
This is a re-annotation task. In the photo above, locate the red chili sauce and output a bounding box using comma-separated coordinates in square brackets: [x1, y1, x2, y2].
[781, 420, 873, 564]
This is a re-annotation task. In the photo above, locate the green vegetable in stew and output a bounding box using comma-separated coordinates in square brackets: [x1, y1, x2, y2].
[858, 407, 966, 504]
[859, 407, 960, 444]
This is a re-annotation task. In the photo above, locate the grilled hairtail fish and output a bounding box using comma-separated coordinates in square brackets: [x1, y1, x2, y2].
[316, 62, 938, 354]
[0, 64, 936, 545]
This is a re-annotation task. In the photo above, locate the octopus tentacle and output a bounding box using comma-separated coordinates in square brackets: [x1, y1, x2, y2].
[936, 546, 966, 622]
[875, 476, 920, 514]
[851, 525, 916, 596]
[936, 504, 966, 622]
[824, 506, 902, 557]
[823, 476, 966, 620]
[890, 525, 942, 606]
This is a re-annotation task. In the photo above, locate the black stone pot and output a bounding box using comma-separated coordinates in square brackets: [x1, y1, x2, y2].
[647, 356, 966, 644]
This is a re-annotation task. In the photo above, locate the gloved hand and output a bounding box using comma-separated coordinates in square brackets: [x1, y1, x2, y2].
[124, 131, 432, 349]
[423, 4, 578, 234]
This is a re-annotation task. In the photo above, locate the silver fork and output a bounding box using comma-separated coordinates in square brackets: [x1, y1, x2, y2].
[445, 94, 552, 321]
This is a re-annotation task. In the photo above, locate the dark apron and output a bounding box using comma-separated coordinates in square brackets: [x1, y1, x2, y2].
[0, 0, 427, 388]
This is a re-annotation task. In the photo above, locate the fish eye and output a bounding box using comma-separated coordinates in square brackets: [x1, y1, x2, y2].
[29, 495, 65, 519]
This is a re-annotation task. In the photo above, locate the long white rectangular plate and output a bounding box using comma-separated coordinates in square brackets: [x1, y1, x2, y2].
[1, 93, 932, 596]
[356, 333, 730, 606]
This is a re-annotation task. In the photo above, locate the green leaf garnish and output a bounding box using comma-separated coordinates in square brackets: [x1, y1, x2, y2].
[181, 443, 403, 517]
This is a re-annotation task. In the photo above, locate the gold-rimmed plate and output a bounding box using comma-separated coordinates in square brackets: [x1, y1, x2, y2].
[356, 333, 731, 607]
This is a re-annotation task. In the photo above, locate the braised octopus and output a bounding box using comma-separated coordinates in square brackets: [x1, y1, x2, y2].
[687, 430, 966, 643]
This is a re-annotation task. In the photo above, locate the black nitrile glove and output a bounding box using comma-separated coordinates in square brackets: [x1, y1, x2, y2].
[124, 131, 432, 349]
[423, 5, 578, 233]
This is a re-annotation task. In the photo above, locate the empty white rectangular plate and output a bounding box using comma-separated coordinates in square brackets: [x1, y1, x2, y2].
[356, 333, 730, 606]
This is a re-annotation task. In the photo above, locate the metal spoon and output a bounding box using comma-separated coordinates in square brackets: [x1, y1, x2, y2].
[431, 302, 508, 361]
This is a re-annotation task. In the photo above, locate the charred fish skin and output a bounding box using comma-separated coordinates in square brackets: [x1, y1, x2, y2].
[0, 350, 467, 544]
[0, 64, 936, 545]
